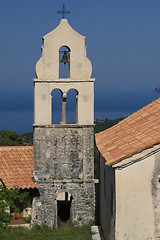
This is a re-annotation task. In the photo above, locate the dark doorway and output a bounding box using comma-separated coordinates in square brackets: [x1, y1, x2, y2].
[57, 192, 72, 222]
[57, 201, 71, 222]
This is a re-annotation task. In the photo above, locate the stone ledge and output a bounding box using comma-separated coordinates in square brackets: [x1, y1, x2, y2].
[7, 223, 30, 229]
[33, 124, 95, 128]
[37, 179, 95, 184]
[33, 78, 95, 82]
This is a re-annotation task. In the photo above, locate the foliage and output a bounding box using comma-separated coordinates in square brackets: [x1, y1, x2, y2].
[0, 185, 29, 231]
[0, 130, 25, 146]
[24, 216, 31, 224]
[0, 222, 93, 240]
[57, 218, 72, 229]
[21, 132, 33, 145]
[94, 117, 124, 134]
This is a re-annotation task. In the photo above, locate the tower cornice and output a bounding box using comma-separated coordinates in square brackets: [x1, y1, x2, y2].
[33, 78, 95, 83]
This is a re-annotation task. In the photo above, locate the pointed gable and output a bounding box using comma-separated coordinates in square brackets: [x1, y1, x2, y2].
[36, 19, 92, 79]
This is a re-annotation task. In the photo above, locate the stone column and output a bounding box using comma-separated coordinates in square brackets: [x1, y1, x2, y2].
[61, 92, 67, 124]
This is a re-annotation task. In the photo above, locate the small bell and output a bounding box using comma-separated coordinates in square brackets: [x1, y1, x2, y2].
[60, 51, 70, 64]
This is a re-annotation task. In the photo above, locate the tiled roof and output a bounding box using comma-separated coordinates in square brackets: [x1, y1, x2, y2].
[95, 98, 160, 166]
[0, 146, 38, 189]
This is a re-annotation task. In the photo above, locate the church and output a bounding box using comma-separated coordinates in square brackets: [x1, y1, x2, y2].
[1, 6, 160, 240]
[96, 98, 160, 240]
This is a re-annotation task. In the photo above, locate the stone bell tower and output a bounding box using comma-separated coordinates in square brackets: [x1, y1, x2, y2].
[32, 18, 95, 227]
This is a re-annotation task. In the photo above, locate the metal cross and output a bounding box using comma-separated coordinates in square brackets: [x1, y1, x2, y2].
[57, 4, 70, 19]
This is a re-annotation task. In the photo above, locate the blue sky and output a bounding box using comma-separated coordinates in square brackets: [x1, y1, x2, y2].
[0, 1, 160, 133]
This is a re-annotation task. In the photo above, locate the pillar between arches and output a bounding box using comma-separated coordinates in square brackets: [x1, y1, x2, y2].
[61, 92, 67, 124]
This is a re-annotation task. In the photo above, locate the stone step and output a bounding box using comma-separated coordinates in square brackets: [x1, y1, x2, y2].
[91, 225, 104, 240]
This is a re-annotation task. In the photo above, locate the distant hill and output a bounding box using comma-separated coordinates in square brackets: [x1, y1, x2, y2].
[21, 132, 33, 145]
[94, 117, 124, 134]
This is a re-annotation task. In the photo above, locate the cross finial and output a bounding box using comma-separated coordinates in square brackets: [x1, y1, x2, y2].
[57, 4, 70, 19]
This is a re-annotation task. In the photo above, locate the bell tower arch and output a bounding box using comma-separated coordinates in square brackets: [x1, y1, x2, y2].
[32, 18, 95, 227]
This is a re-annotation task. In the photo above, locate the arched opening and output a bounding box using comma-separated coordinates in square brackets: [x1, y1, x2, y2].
[59, 46, 70, 78]
[51, 89, 62, 124]
[66, 89, 78, 124]
[57, 192, 73, 223]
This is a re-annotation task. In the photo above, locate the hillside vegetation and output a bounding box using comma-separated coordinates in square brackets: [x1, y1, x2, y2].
[94, 117, 124, 134]
[21, 132, 33, 145]
[0, 130, 25, 146]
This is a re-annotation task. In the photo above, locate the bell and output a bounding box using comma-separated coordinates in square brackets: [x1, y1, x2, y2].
[60, 51, 70, 64]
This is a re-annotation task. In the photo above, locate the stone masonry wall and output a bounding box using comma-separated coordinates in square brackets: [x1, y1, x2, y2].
[32, 125, 95, 227]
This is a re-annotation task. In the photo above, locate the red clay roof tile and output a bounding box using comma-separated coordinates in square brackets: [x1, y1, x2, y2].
[95, 98, 160, 165]
[0, 146, 39, 189]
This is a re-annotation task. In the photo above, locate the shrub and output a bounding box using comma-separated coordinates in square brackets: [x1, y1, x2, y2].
[0, 185, 29, 231]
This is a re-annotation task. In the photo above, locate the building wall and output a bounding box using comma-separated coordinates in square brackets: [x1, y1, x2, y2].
[99, 154, 115, 240]
[115, 154, 155, 240]
[32, 181, 95, 227]
[32, 125, 95, 227]
[151, 151, 160, 239]
[33, 125, 94, 180]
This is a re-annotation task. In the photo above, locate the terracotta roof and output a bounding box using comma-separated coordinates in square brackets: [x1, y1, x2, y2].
[0, 146, 39, 189]
[95, 98, 160, 166]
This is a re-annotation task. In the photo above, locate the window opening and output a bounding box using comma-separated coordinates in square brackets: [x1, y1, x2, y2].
[59, 46, 70, 78]
[51, 89, 62, 124]
[66, 89, 78, 124]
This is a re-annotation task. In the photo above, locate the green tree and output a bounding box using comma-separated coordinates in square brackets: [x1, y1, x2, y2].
[21, 132, 33, 145]
[0, 185, 28, 230]
[0, 130, 25, 146]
